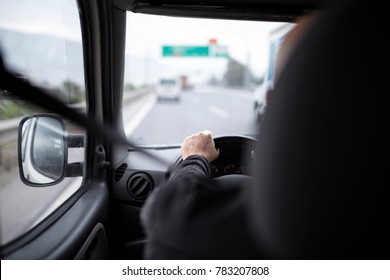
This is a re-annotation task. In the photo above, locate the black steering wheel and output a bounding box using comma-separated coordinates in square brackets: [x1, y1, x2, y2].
[169, 135, 257, 182]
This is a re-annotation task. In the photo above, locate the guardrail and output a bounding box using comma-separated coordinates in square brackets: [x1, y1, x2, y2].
[0, 88, 152, 165]
[123, 87, 153, 106]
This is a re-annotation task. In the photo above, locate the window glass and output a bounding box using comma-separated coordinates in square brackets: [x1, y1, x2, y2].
[124, 13, 290, 146]
[31, 117, 66, 181]
[0, 0, 85, 245]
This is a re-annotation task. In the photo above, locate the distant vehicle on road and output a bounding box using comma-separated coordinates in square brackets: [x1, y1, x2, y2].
[156, 77, 182, 101]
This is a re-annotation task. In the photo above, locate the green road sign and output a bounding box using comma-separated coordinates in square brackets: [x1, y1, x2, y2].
[162, 46, 209, 57]
[162, 45, 229, 58]
[209, 45, 229, 58]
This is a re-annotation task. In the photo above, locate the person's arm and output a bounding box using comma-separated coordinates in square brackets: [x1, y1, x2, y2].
[168, 130, 219, 181]
[140, 131, 218, 256]
[141, 130, 218, 226]
[169, 154, 211, 181]
[180, 130, 219, 162]
[140, 131, 261, 259]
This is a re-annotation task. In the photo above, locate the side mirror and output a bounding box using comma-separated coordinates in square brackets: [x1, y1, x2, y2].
[18, 114, 83, 187]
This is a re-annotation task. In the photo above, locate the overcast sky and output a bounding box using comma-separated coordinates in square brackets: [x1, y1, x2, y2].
[0, 0, 82, 41]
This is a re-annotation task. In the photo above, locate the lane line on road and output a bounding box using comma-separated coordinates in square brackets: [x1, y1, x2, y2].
[208, 105, 229, 119]
[125, 95, 156, 136]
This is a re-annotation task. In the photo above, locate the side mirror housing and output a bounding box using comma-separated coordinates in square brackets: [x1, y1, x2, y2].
[18, 114, 83, 187]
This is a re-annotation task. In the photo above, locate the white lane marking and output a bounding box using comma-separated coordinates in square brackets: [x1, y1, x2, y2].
[208, 105, 229, 119]
[125, 96, 156, 136]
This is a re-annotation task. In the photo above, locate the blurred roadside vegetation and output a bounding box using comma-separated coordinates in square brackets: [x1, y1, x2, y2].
[0, 79, 85, 120]
[0, 100, 38, 120]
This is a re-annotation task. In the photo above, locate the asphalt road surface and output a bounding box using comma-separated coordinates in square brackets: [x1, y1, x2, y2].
[126, 85, 258, 145]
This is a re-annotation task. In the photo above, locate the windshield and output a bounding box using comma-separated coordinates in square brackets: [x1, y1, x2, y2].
[124, 13, 289, 146]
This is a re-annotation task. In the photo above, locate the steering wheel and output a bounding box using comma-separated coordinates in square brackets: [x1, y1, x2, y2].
[168, 135, 257, 182]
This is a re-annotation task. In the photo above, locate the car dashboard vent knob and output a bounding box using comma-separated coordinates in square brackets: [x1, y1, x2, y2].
[127, 173, 154, 200]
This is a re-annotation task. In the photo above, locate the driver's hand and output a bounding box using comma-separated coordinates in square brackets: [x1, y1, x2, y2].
[181, 130, 220, 163]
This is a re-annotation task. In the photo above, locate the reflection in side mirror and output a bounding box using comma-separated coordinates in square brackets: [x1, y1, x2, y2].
[18, 115, 67, 186]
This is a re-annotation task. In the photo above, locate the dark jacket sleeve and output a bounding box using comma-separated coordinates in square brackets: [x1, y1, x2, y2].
[169, 155, 211, 181]
[141, 155, 264, 259]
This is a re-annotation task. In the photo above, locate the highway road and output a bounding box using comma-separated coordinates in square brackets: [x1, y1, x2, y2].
[126, 85, 258, 145]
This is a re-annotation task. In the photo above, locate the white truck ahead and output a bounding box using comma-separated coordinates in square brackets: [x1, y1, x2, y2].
[254, 23, 294, 122]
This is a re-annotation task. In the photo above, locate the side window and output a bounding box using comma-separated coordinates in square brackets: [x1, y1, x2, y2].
[0, 0, 85, 246]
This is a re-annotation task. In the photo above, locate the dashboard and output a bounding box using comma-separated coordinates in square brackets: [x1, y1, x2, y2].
[113, 135, 258, 208]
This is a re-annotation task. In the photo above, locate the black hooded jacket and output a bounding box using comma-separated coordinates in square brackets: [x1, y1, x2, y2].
[141, 155, 264, 259]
